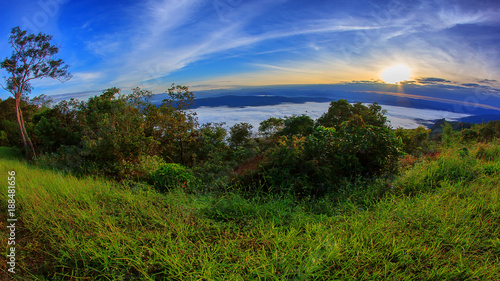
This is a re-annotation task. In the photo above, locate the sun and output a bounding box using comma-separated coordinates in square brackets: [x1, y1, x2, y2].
[381, 64, 412, 84]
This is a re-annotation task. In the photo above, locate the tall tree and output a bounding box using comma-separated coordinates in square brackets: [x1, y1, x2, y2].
[1, 26, 71, 159]
[157, 84, 198, 165]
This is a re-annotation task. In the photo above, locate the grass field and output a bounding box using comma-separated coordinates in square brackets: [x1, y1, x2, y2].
[1, 144, 499, 280]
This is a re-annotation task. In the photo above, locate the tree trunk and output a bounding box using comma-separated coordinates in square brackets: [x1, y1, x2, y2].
[15, 96, 36, 160]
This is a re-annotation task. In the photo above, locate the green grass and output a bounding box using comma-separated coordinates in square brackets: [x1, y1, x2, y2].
[1, 144, 499, 280]
[0, 146, 23, 160]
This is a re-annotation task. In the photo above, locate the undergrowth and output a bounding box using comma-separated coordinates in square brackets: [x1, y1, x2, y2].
[0, 143, 499, 280]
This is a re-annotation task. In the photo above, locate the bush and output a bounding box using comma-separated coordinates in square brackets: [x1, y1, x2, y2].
[479, 120, 500, 141]
[259, 135, 311, 195]
[34, 145, 83, 174]
[394, 126, 431, 156]
[149, 163, 196, 192]
[253, 123, 402, 196]
[115, 155, 166, 181]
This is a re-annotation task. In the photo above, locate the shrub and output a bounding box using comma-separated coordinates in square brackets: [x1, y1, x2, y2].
[254, 123, 402, 196]
[149, 163, 196, 192]
[394, 126, 431, 156]
[115, 155, 166, 181]
[0, 131, 9, 146]
[34, 145, 83, 174]
[479, 120, 500, 141]
[259, 135, 311, 195]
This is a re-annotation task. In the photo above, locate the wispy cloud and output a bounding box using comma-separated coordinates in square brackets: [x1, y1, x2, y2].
[82, 0, 396, 92]
[3, 0, 499, 100]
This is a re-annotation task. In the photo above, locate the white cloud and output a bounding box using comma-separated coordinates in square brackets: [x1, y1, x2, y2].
[73, 72, 102, 82]
[194, 102, 471, 130]
[81, 0, 394, 91]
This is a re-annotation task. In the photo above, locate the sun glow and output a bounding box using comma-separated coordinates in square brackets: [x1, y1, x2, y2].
[381, 64, 412, 84]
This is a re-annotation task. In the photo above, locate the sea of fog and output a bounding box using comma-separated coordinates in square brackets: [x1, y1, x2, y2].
[194, 102, 471, 130]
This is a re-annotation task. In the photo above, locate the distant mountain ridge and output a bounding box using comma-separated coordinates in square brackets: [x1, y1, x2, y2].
[151, 86, 500, 116]
[427, 115, 500, 138]
[150, 85, 500, 130]
[191, 95, 332, 108]
[456, 114, 500, 124]
[152, 94, 332, 108]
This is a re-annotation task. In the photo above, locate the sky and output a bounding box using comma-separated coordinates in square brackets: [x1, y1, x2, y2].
[1, 0, 500, 101]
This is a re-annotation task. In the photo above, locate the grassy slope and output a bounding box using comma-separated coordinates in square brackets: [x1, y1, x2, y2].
[0, 145, 499, 280]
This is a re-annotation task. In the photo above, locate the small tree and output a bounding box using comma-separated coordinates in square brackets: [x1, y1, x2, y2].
[317, 99, 388, 129]
[157, 84, 198, 165]
[259, 117, 284, 139]
[280, 114, 314, 137]
[228, 122, 254, 149]
[1, 27, 71, 159]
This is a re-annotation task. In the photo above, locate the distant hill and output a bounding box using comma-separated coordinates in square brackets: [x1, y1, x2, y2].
[152, 95, 332, 108]
[456, 114, 500, 124]
[428, 118, 473, 138]
[427, 115, 500, 138]
[151, 84, 500, 116]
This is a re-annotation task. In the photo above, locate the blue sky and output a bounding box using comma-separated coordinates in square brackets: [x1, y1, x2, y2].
[1, 0, 500, 100]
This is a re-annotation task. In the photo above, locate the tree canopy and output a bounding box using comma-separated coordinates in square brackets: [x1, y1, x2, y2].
[1, 26, 71, 159]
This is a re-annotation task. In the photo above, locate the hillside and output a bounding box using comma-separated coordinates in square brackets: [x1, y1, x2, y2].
[1, 144, 499, 280]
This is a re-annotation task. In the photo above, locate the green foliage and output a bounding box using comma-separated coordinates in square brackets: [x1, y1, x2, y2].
[280, 114, 314, 137]
[451, 121, 500, 144]
[162, 83, 196, 110]
[395, 150, 481, 195]
[115, 155, 166, 182]
[481, 162, 500, 175]
[0, 131, 9, 146]
[2, 142, 499, 280]
[394, 126, 431, 156]
[78, 88, 158, 178]
[0, 97, 39, 147]
[32, 104, 82, 153]
[479, 120, 500, 141]
[258, 117, 284, 139]
[441, 121, 456, 146]
[233, 101, 401, 196]
[256, 122, 402, 196]
[152, 84, 199, 166]
[228, 122, 254, 149]
[259, 135, 309, 194]
[149, 163, 196, 192]
[0, 146, 23, 159]
[35, 145, 84, 174]
[202, 193, 261, 226]
[1, 26, 71, 159]
[475, 142, 500, 162]
[192, 122, 233, 191]
[195, 122, 228, 163]
[317, 99, 388, 129]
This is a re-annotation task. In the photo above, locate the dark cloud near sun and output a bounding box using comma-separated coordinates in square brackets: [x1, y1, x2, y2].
[416, 77, 452, 84]
[479, 79, 498, 84]
[462, 83, 481, 87]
